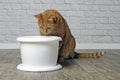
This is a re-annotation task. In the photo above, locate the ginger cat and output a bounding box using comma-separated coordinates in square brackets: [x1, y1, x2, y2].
[35, 9, 106, 62]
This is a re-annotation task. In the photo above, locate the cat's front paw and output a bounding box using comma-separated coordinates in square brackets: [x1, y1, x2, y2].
[58, 57, 64, 63]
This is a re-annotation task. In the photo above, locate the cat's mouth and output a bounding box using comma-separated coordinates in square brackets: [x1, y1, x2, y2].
[41, 33, 52, 36]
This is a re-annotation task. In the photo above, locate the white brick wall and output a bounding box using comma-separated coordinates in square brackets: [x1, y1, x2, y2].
[0, 0, 120, 43]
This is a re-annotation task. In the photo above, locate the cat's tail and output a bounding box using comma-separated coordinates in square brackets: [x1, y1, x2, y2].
[74, 51, 106, 58]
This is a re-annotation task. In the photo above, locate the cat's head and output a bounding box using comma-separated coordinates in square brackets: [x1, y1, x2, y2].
[35, 9, 65, 36]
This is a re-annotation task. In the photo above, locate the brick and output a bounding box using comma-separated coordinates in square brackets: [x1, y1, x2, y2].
[76, 11, 85, 17]
[19, 29, 39, 35]
[0, 36, 6, 41]
[78, 36, 93, 43]
[23, 0, 35, 3]
[0, 3, 11, 10]
[19, 16, 36, 23]
[109, 18, 120, 23]
[79, 18, 98, 24]
[40, 4, 51, 10]
[68, 23, 80, 29]
[12, 4, 39, 10]
[51, 4, 71, 10]
[114, 0, 120, 4]
[55, 0, 65, 3]
[0, 29, 19, 36]
[66, 11, 84, 17]
[70, 23, 95, 29]
[95, 24, 120, 30]
[97, 18, 109, 24]
[5, 35, 18, 42]
[26, 23, 38, 29]
[112, 36, 120, 43]
[0, 22, 16, 28]
[11, 4, 21, 10]
[79, 5, 99, 11]
[58, 11, 66, 16]
[112, 12, 120, 18]
[69, 17, 80, 25]
[109, 6, 120, 11]
[65, 0, 84, 4]
[84, 24, 95, 29]
[0, 16, 20, 22]
[84, 0, 95, 4]
[26, 10, 42, 16]
[6, 10, 27, 16]
[0, 10, 6, 16]
[34, 0, 42, 4]
[29, 4, 41, 10]
[94, 0, 114, 4]
[4, 0, 24, 3]
[80, 17, 108, 24]
[84, 11, 113, 17]
[99, 5, 110, 11]
[20, 4, 30, 10]
[93, 36, 112, 43]
[40, 0, 54, 3]
[80, 30, 107, 36]
[108, 30, 120, 36]
[71, 4, 80, 11]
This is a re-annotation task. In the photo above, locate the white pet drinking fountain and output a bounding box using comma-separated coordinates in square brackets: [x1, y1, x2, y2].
[17, 36, 62, 71]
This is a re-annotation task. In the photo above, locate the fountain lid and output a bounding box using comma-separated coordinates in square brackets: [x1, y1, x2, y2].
[17, 36, 62, 42]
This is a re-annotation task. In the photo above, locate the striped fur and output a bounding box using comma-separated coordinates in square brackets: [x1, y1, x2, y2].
[75, 51, 106, 58]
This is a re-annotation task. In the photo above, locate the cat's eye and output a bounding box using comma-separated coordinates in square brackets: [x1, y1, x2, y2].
[39, 19, 40, 21]
[48, 16, 57, 24]
[48, 20, 54, 24]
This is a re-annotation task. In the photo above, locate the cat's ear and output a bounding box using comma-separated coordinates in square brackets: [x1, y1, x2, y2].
[34, 13, 42, 20]
[48, 16, 58, 24]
